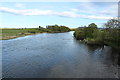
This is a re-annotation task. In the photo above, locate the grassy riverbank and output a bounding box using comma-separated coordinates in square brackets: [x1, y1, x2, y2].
[1, 25, 72, 40]
[1, 28, 44, 40]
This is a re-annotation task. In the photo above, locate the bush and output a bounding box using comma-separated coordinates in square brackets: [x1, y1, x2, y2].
[46, 24, 70, 32]
[74, 20, 120, 49]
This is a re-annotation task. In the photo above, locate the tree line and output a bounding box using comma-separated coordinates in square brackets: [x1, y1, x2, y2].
[74, 19, 120, 49]
[46, 24, 70, 32]
[27, 24, 71, 33]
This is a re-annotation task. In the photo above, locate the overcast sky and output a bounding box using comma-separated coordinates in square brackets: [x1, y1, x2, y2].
[0, 2, 118, 28]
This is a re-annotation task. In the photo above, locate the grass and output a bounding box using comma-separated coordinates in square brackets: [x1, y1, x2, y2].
[1, 27, 71, 40]
[0, 28, 45, 40]
[70, 28, 77, 31]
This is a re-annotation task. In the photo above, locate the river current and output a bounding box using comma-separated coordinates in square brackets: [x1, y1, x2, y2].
[2, 31, 120, 78]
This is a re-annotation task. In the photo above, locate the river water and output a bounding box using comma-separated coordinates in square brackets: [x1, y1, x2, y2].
[2, 31, 120, 78]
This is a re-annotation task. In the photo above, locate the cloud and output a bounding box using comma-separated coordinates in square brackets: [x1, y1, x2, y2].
[99, 4, 118, 16]
[55, 11, 79, 18]
[99, 10, 116, 15]
[70, 8, 78, 12]
[0, 0, 119, 2]
[23, 9, 53, 16]
[0, 7, 53, 15]
[15, 3, 25, 8]
[77, 2, 118, 17]
[84, 15, 113, 20]
[0, 6, 114, 20]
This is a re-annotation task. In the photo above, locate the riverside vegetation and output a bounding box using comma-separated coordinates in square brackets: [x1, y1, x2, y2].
[1, 24, 71, 40]
[74, 19, 120, 50]
[1, 19, 120, 50]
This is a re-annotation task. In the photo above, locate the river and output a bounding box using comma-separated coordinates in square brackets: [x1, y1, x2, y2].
[2, 31, 120, 78]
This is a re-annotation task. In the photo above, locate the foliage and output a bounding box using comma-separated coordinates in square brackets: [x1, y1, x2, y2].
[46, 24, 70, 32]
[74, 28, 85, 40]
[103, 19, 119, 28]
[70, 28, 77, 31]
[103, 19, 120, 48]
[74, 23, 98, 40]
[88, 23, 97, 28]
[1, 24, 71, 40]
[74, 20, 120, 49]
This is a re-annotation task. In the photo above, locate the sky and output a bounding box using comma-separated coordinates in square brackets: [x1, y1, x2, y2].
[0, 2, 118, 28]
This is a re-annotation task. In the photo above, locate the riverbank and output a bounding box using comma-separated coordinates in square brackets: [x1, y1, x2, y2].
[0, 28, 44, 40]
[73, 22, 120, 50]
[78, 36, 120, 52]
[1, 32, 45, 40]
[1, 27, 72, 40]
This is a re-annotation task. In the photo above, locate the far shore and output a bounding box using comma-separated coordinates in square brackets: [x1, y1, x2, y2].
[1, 32, 45, 40]
[1, 27, 73, 40]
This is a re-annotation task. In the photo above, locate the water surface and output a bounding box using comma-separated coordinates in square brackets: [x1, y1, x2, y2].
[2, 31, 119, 78]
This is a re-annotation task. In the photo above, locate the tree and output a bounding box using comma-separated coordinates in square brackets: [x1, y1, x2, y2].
[46, 24, 70, 32]
[88, 23, 97, 29]
[39, 26, 41, 29]
[103, 19, 120, 48]
[87, 23, 98, 38]
[104, 19, 120, 28]
[38, 26, 43, 30]
[74, 23, 104, 45]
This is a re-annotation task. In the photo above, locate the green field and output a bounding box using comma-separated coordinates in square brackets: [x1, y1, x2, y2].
[0, 28, 45, 40]
[1, 26, 72, 40]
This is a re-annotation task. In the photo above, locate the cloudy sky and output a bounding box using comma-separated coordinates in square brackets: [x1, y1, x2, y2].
[0, 2, 118, 28]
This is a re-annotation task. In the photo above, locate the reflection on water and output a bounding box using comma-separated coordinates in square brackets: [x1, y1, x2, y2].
[2, 31, 120, 78]
[87, 45, 118, 66]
